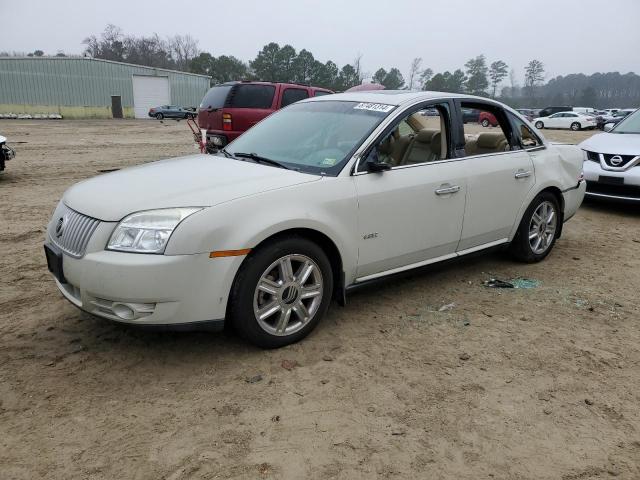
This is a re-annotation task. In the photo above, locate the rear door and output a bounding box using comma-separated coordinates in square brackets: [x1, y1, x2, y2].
[454, 100, 536, 250]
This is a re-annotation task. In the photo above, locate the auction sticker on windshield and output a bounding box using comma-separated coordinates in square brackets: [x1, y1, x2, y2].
[353, 103, 395, 113]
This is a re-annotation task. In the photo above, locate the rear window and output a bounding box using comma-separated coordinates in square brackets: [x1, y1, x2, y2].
[200, 86, 233, 109]
[281, 88, 309, 107]
[227, 84, 275, 109]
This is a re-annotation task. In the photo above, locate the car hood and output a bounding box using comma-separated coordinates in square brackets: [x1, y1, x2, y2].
[64, 154, 321, 221]
[579, 132, 640, 156]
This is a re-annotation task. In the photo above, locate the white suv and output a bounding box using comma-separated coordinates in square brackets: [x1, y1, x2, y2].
[580, 108, 640, 202]
[45, 92, 586, 347]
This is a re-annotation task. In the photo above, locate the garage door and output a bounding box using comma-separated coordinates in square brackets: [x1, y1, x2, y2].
[132, 75, 170, 119]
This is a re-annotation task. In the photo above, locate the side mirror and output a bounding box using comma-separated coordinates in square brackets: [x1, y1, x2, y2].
[367, 160, 392, 172]
[604, 123, 614, 132]
[363, 148, 391, 173]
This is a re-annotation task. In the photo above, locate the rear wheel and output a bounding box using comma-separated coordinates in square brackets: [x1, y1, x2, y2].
[535, 121, 544, 129]
[481, 119, 490, 127]
[510, 192, 560, 263]
[155, 113, 164, 120]
[570, 122, 581, 131]
[229, 236, 333, 348]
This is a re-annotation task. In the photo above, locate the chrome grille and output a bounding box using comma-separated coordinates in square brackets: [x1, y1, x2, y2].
[49, 205, 100, 258]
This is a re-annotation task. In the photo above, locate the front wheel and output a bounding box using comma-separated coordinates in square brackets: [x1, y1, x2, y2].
[228, 236, 333, 348]
[481, 119, 490, 127]
[510, 192, 560, 263]
[535, 121, 544, 129]
[570, 122, 581, 131]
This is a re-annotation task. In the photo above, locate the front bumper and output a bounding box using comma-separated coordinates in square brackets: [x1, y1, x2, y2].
[583, 159, 640, 202]
[46, 240, 244, 327]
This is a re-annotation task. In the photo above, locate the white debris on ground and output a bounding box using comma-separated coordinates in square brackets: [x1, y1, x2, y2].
[0, 113, 63, 119]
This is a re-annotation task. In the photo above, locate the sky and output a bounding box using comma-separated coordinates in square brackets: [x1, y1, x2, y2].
[1, 0, 639, 84]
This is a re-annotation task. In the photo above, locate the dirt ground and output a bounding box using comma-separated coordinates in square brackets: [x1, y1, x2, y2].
[1, 119, 639, 479]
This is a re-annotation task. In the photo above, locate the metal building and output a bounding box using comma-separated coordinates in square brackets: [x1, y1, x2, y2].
[0, 57, 211, 119]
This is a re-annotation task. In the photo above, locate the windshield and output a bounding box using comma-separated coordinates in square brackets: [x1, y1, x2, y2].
[224, 100, 395, 175]
[611, 109, 640, 134]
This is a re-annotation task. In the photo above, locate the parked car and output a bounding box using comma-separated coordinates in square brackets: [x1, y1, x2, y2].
[572, 107, 596, 115]
[580, 108, 640, 202]
[479, 111, 498, 127]
[197, 81, 333, 150]
[538, 106, 574, 117]
[516, 109, 535, 121]
[604, 109, 636, 129]
[462, 108, 480, 123]
[0, 134, 16, 173]
[44, 91, 585, 348]
[148, 105, 196, 120]
[592, 111, 615, 130]
[533, 111, 597, 131]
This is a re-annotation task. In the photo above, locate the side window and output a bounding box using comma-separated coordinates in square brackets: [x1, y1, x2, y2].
[460, 102, 513, 157]
[228, 85, 276, 109]
[508, 112, 542, 149]
[314, 90, 331, 97]
[361, 103, 450, 171]
[281, 88, 310, 107]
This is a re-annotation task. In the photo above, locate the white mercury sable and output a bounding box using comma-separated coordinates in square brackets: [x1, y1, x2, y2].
[45, 91, 586, 348]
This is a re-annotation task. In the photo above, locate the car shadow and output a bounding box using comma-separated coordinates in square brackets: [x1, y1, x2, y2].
[582, 198, 640, 217]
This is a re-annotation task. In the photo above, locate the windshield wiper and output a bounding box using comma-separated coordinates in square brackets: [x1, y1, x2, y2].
[220, 148, 235, 158]
[232, 152, 291, 170]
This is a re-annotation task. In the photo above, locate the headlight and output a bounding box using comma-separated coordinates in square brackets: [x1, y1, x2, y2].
[107, 207, 202, 254]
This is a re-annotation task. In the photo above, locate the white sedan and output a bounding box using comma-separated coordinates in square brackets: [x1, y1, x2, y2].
[45, 91, 586, 348]
[534, 111, 597, 131]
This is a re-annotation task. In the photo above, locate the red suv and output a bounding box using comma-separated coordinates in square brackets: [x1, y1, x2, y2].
[197, 81, 333, 149]
[479, 111, 498, 127]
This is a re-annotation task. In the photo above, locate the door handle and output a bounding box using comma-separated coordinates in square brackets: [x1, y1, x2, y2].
[435, 185, 461, 195]
[514, 170, 532, 179]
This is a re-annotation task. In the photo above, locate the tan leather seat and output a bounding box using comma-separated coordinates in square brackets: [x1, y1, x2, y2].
[432, 132, 445, 160]
[400, 129, 438, 165]
[473, 132, 509, 155]
[379, 129, 413, 166]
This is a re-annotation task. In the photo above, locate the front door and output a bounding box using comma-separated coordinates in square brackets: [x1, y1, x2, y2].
[353, 102, 466, 279]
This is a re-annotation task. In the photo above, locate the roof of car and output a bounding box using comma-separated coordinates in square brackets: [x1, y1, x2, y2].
[305, 90, 490, 106]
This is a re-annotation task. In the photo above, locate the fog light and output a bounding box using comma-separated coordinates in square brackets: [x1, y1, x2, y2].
[112, 303, 135, 320]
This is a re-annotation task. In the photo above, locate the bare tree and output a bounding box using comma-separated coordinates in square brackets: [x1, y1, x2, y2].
[352, 53, 364, 84]
[407, 57, 422, 90]
[168, 34, 200, 71]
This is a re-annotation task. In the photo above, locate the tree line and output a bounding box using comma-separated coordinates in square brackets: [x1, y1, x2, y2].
[2, 24, 639, 108]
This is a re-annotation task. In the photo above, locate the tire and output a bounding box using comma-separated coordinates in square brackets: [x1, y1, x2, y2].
[535, 121, 544, 129]
[228, 236, 334, 348]
[570, 122, 581, 131]
[481, 119, 490, 127]
[509, 192, 561, 263]
[155, 113, 164, 120]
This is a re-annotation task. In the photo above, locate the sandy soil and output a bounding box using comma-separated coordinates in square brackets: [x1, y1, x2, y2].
[1, 119, 639, 479]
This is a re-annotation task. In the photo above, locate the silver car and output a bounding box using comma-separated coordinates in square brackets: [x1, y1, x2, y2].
[580, 108, 640, 202]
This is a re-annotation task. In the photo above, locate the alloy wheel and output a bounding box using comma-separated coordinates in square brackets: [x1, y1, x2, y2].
[528, 201, 557, 254]
[253, 254, 324, 336]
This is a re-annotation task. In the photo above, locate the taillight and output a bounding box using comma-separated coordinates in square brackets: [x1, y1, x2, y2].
[222, 113, 232, 131]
